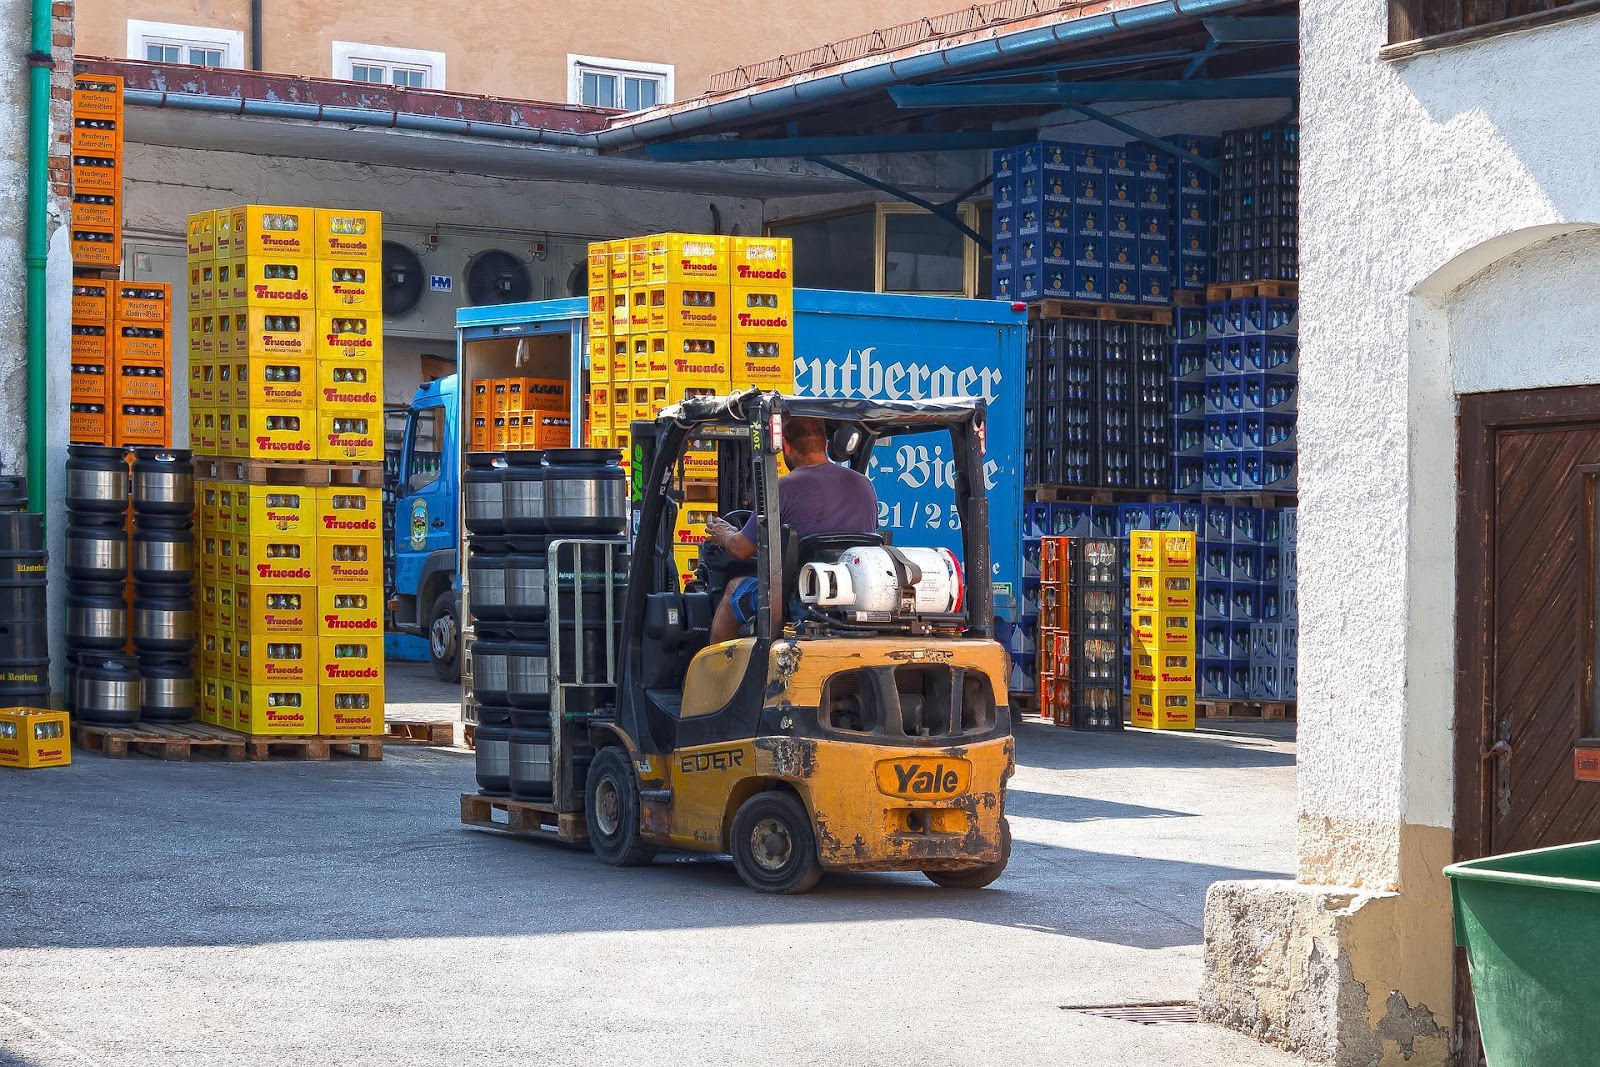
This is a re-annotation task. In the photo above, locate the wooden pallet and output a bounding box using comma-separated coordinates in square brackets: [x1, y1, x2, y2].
[1028, 486, 1174, 504]
[460, 793, 588, 846]
[463, 722, 477, 750]
[1169, 290, 1206, 308]
[242, 734, 385, 761]
[1197, 700, 1294, 722]
[72, 721, 385, 760]
[193, 457, 384, 487]
[73, 721, 248, 761]
[1206, 492, 1298, 509]
[1205, 280, 1299, 302]
[383, 719, 455, 746]
[1028, 299, 1174, 325]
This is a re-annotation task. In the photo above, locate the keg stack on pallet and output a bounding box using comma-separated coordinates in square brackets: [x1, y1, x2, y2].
[0, 474, 68, 771]
[63, 445, 199, 736]
[583, 232, 795, 590]
[462, 447, 628, 827]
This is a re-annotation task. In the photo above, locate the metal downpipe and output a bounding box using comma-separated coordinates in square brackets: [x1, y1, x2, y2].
[25, 0, 51, 513]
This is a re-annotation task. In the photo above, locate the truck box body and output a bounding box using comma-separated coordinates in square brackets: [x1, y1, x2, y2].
[390, 292, 1025, 648]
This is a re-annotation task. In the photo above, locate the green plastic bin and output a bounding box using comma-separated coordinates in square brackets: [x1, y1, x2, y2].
[1445, 839, 1600, 1067]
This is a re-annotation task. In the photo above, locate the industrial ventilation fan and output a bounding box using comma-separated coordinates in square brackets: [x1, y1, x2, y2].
[465, 249, 533, 305]
[381, 241, 425, 316]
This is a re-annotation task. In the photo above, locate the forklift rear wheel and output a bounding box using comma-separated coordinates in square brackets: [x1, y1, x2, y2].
[428, 591, 461, 684]
[585, 747, 657, 866]
[923, 816, 1011, 890]
[729, 792, 823, 894]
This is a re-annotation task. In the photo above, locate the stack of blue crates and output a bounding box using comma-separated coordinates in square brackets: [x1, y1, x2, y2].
[992, 142, 1164, 305]
[1216, 123, 1299, 285]
[1197, 505, 1298, 701]
[1201, 295, 1298, 494]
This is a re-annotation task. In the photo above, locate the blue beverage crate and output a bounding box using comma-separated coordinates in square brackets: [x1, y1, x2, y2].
[1107, 267, 1139, 305]
[1140, 207, 1170, 240]
[1231, 544, 1264, 583]
[1024, 502, 1051, 538]
[1239, 450, 1297, 492]
[1139, 269, 1170, 307]
[1201, 506, 1230, 545]
[1150, 502, 1185, 531]
[1138, 176, 1170, 211]
[1202, 542, 1231, 580]
[1174, 307, 1207, 342]
[1172, 346, 1206, 384]
[1231, 505, 1263, 544]
[1229, 582, 1261, 622]
[1050, 502, 1092, 538]
[1241, 372, 1298, 414]
[1107, 205, 1137, 237]
[1205, 413, 1244, 453]
[1118, 503, 1153, 536]
[1107, 236, 1138, 270]
[1200, 659, 1231, 699]
[1179, 501, 1203, 530]
[1172, 456, 1204, 496]
[1173, 417, 1205, 458]
[1204, 452, 1243, 493]
[1260, 584, 1283, 622]
[1202, 622, 1231, 659]
[1226, 622, 1251, 661]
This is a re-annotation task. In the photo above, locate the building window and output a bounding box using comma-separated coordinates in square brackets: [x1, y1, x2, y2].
[127, 20, 243, 67]
[333, 42, 445, 90]
[568, 55, 673, 111]
[1388, 0, 1599, 51]
[768, 203, 981, 297]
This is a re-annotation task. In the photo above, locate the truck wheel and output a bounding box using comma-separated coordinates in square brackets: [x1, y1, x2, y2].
[730, 791, 822, 894]
[427, 591, 460, 684]
[924, 816, 1011, 890]
[585, 747, 657, 866]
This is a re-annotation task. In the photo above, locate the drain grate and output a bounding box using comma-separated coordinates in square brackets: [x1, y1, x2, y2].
[1063, 1003, 1199, 1025]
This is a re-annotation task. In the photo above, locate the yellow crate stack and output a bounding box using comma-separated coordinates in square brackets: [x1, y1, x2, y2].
[1128, 530, 1198, 731]
[188, 205, 386, 741]
[584, 233, 795, 588]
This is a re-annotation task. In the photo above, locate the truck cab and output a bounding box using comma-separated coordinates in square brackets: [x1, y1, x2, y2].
[391, 374, 461, 681]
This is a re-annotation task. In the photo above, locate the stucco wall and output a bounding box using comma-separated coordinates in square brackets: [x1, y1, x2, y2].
[1299, 0, 1600, 886]
[75, 0, 960, 102]
[1207, 5, 1600, 1064]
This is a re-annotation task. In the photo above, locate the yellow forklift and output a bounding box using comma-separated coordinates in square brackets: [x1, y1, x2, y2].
[576, 391, 1013, 893]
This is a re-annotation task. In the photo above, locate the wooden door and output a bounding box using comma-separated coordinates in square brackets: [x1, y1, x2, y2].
[1456, 386, 1600, 1063]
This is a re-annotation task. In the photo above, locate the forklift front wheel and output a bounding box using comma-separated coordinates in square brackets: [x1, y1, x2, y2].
[730, 791, 823, 895]
[427, 591, 461, 684]
[923, 816, 1011, 890]
[585, 747, 658, 866]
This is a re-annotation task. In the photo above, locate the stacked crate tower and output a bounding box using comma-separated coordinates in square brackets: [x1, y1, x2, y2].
[583, 233, 795, 591]
[188, 205, 386, 739]
[1129, 530, 1198, 730]
[69, 74, 176, 449]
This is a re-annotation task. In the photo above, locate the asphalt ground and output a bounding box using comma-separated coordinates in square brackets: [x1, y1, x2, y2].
[1, 672, 1303, 1067]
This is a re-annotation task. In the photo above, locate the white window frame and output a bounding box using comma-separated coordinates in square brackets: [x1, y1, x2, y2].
[567, 54, 674, 111]
[332, 42, 446, 90]
[127, 20, 244, 67]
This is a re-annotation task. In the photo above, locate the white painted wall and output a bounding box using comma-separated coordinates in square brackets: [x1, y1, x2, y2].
[0, 3, 31, 475]
[1300, 2, 1600, 883]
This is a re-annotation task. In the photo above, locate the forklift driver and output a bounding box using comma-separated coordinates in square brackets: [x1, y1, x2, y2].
[704, 416, 878, 644]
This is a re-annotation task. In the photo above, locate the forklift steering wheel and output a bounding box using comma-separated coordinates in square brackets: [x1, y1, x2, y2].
[700, 510, 754, 587]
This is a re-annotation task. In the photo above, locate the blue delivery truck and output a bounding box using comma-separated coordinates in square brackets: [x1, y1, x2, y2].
[390, 290, 1026, 681]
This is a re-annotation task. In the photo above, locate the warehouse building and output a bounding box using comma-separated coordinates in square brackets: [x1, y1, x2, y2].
[12, 0, 1600, 1063]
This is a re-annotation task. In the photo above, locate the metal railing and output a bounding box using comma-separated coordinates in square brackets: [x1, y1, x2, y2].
[707, 0, 1076, 93]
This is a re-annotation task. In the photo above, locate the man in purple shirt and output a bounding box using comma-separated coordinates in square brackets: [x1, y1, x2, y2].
[704, 415, 878, 643]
